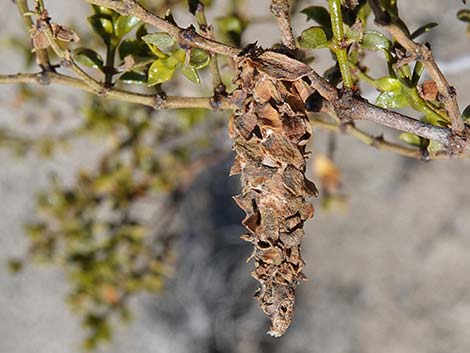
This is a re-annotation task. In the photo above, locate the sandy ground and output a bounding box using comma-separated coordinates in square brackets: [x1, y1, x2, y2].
[2, 1, 470, 353]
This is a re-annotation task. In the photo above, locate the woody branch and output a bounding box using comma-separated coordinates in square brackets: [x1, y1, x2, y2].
[1, 0, 470, 157]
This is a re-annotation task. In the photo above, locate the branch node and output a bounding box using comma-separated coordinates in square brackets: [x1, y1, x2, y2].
[339, 121, 354, 133]
[60, 58, 72, 69]
[210, 83, 227, 111]
[420, 148, 431, 161]
[371, 134, 384, 147]
[448, 129, 470, 155]
[98, 87, 109, 97]
[35, 71, 50, 85]
[180, 25, 197, 49]
[153, 92, 167, 109]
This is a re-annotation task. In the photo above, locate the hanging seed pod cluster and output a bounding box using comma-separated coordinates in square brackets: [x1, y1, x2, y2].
[229, 49, 318, 337]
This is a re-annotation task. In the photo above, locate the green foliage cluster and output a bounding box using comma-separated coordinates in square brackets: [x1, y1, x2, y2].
[297, 1, 452, 153]
[18, 95, 223, 348]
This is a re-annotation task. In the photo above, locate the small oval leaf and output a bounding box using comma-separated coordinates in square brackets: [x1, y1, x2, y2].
[410, 22, 438, 40]
[88, 15, 114, 44]
[181, 66, 200, 85]
[114, 16, 140, 39]
[457, 9, 470, 23]
[462, 104, 470, 123]
[74, 48, 104, 69]
[190, 49, 210, 69]
[362, 30, 391, 53]
[298, 26, 329, 49]
[147, 58, 176, 85]
[375, 77, 401, 91]
[376, 90, 408, 109]
[216, 16, 245, 45]
[119, 71, 148, 85]
[300, 6, 332, 37]
[399, 132, 422, 146]
[142, 32, 176, 52]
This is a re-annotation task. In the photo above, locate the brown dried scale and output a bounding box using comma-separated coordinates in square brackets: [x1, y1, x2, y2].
[229, 50, 317, 337]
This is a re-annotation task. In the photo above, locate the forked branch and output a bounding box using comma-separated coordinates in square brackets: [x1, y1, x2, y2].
[367, 0, 465, 134]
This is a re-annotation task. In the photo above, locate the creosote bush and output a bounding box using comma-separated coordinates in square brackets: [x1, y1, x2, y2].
[2, 0, 470, 349]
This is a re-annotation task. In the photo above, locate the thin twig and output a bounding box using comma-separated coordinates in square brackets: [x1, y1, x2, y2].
[270, 0, 297, 51]
[5, 0, 470, 156]
[0, 72, 236, 110]
[15, 0, 53, 71]
[85, 0, 241, 57]
[367, 0, 464, 133]
[310, 117, 466, 160]
[192, 2, 226, 98]
[327, 0, 354, 88]
[385, 24, 463, 133]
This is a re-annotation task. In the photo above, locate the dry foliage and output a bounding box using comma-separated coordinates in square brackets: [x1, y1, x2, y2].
[229, 48, 318, 336]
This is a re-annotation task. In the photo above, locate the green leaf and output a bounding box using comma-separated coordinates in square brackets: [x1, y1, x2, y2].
[119, 71, 148, 84]
[88, 15, 114, 44]
[181, 66, 200, 85]
[399, 132, 422, 146]
[74, 48, 104, 69]
[345, 24, 363, 44]
[147, 58, 177, 85]
[411, 61, 425, 85]
[356, 2, 371, 25]
[462, 104, 470, 123]
[119, 39, 140, 59]
[217, 16, 243, 33]
[362, 30, 391, 53]
[216, 16, 245, 45]
[114, 16, 140, 39]
[298, 26, 329, 49]
[119, 39, 152, 60]
[142, 32, 176, 52]
[301, 6, 332, 37]
[189, 49, 210, 69]
[323, 65, 341, 83]
[427, 139, 444, 154]
[410, 22, 438, 40]
[91, 5, 114, 16]
[376, 90, 408, 109]
[172, 49, 186, 63]
[374, 77, 401, 91]
[457, 9, 470, 23]
[136, 23, 148, 39]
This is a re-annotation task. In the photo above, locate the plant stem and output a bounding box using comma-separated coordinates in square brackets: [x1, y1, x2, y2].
[327, 0, 354, 89]
[193, 3, 226, 95]
[15, 0, 53, 71]
[270, 0, 297, 51]
[0, 72, 236, 110]
[311, 117, 468, 160]
[104, 44, 116, 87]
[85, 0, 241, 58]
[367, 0, 464, 134]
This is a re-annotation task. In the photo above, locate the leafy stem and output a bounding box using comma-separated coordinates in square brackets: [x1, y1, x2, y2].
[327, 0, 354, 89]
[104, 43, 116, 87]
[16, 0, 53, 71]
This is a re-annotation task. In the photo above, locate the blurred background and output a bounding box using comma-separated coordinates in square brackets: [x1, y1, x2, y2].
[2, 0, 470, 352]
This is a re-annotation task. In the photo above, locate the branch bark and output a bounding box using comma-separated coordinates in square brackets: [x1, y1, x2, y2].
[16, 0, 53, 71]
[270, 0, 297, 51]
[0, 72, 235, 110]
[3, 0, 470, 158]
[84, 0, 241, 57]
[385, 24, 464, 134]
[367, 0, 464, 134]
